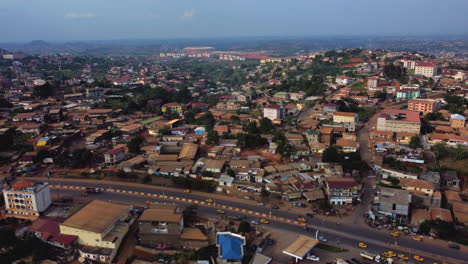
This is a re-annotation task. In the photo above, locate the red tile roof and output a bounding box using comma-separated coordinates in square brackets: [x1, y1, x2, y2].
[12, 180, 35, 189]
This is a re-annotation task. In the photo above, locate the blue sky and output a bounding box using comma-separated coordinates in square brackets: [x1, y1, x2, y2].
[0, 0, 467, 42]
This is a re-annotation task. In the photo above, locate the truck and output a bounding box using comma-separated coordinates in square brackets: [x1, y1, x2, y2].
[81, 187, 102, 196]
[360, 251, 382, 263]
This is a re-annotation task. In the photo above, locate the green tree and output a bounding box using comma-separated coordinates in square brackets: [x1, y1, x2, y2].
[33, 82, 56, 98]
[259, 117, 275, 134]
[158, 125, 171, 135]
[409, 136, 421, 149]
[206, 130, 219, 145]
[127, 136, 143, 153]
[238, 220, 251, 234]
[322, 146, 342, 163]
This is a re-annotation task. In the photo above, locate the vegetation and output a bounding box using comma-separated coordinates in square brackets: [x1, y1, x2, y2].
[322, 146, 368, 172]
[127, 136, 143, 153]
[419, 220, 468, 245]
[409, 136, 421, 149]
[432, 142, 468, 160]
[171, 177, 217, 192]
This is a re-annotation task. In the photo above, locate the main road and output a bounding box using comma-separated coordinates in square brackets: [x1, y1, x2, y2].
[44, 178, 467, 264]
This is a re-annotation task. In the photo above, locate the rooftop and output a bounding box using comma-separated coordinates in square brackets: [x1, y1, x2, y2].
[282, 235, 319, 259]
[61, 200, 129, 234]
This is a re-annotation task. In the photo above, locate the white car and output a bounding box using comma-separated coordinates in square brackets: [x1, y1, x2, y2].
[306, 255, 320, 261]
[318, 236, 327, 242]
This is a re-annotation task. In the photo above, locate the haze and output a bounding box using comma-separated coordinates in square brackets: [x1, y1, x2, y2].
[1, 0, 467, 42]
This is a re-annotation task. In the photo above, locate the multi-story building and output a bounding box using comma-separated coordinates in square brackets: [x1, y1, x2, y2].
[376, 109, 421, 134]
[3, 180, 52, 220]
[376, 187, 411, 222]
[415, 61, 437, 78]
[104, 147, 126, 166]
[333, 112, 357, 123]
[263, 104, 285, 122]
[408, 99, 438, 114]
[139, 204, 183, 247]
[396, 86, 420, 101]
[325, 177, 360, 205]
[60, 200, 131, 263]
[161, 102, 183, 114]
[400, 59, 417, 70]
[367, 76, 380, 88]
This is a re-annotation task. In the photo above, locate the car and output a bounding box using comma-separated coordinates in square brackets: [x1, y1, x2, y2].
[205, 199, 214, 203]
[390, 231, 400, 237]
[145, 200, 152, 205]
[271, 205, 280, 209]
[216, 209, 225, 214]
[306, 213, 314, 218]
[251, 220, 259, 225]
[318, 236, 327, 242]
[258, 203, 264, 206]
[266, 238, 274, 245]
[448, 243, 460, 249]
[259, 219, 269, 224]
[358, 242, 367, 248]
[413, 256, 424, 262]
[184, 189, 191, 193]
[80, 192, 88, 197]
[398, 254, 409, 261]
[306, 255, 320, 261]
[412, 236, 422, 241]
[297, 217, 307, 223]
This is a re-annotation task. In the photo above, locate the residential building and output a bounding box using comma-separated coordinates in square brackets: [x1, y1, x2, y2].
[367, 76, 380, 88]
[29, 219, 78, 250]
[376, 110, 420, 134]
[442, 171, 460, 190]
[325, 177, 359, 205]
[263, 104, 285, 121]
[104, 147, 126, 166]
[161, 102, 183, 114]
[415, 61, 437, 78]
[333, 112, 357, 123]
[450, 114, 466, 128]
[420, 171, 441, 190]
[400, 178, 435, 196]
[408, 99, 438, 114]
[335, 76, 352, 85]
[376, 187, 411, 222]
[400, 59, 417, 70]
[323, 103, 339, 113]
[3, 180, 52, 220]
[396, 87, 420, 101]
[60, 200, 131, 263]
[305, 129, 319, 145]
[138, 204, 184, 247]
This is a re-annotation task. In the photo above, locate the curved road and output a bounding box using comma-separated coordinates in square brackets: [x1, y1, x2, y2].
[46, 178, 468, 264]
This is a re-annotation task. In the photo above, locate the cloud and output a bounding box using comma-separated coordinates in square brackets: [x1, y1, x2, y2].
[180, 9, 195, 20]
[64, 12, 97, 19]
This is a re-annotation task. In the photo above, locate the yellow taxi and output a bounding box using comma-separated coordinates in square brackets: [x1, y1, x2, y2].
[145, 200, 152, 205]
[398, 254, 409, 261]
[216, 209, 225, 214]
[358, 242, 368, 248]
[205, 199, 214, 203]
[386, 251, 396, 257]
[297, 217, 307, 223]
[260, 219, 270, 224]
[184, 189, 191, 193]
[413, 256, 424, 262]
[412, 236, 422, 241]
[390, 231, 400, 237]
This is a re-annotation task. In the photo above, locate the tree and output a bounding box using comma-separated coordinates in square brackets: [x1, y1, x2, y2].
[259, 117, 275, 134]
[383, 64, 406, 80]
[158, 125, 171, 136]
[206, 130, 219, 145]
[33, 82, 56, 98]
[238, 220, 251, 234]
[127, 136, 143, 154]
[409, 136, 421, 149]
[226, 168, 236, 178]
[260, 187, 271, 199]
[322, 146, 342, 163]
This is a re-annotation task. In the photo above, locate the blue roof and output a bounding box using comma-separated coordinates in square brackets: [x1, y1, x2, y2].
[216, 233, 246, 260]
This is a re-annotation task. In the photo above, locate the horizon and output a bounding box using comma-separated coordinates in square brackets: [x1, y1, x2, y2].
[1, 0, 468, 42]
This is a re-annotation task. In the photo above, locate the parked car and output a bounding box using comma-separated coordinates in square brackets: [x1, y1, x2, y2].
[449, 243, 460, 249]
[306, 213, 314, 218]
[251, 220, 259, 225]
[306, 255, 320, 261]
[318, 236, 327, 242]
[271, 205, 280, 209]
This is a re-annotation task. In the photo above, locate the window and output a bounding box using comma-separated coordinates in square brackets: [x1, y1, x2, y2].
[160, 222, 167, 226]
[392, 204, 396, 210]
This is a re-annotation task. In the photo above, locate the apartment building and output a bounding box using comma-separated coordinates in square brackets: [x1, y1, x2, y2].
[104, 147, 126, 166]
[3, 180, 52, 220]
[400, 59, 417, 70]
[450, 114, 466, 128]
[414, 61, 437, 78]
[60, 200, 131, 263]
[376, 110, 421, 134]
[376, 187, 411, 222]
[408, 99, 438, 114]
[263, 104, 285, 121]
[325, 177, 360, 205]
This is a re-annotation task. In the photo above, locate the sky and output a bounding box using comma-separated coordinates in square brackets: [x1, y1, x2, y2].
[0, 0, 467, 42]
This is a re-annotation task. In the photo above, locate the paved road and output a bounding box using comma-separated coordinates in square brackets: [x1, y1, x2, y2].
[48, 179, 467, 264]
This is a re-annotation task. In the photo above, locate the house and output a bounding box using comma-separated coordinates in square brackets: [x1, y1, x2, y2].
[216, 232, 246, 262]
[203, 160, 226, 173]
[305, 129, 319, 144]
[442, 171, 460, 190]
[48, 108, 63, 122]
[450, 114, 466, 129]
[121, 123, 145, 135]
[60, 200, 131, 263]
[3, 180, 52, 220]
[323, 103, 339, 113]
[420, 171, 441, 190]
[335, 75, 352, 85]
[178, 143, 198, 160]
[29, 219, 77, 250]
[400, 178, 434, 196]
[367, 76, 380, 88]
[376, 187, 411, 222]
[218, 175, 234, 187]
[333, 112, 357, 123]
[104, 147, 126, 166]
[335, 138, 358, 153]
[161, 102, 183, 114]
[325, 177, 359, 205]
[17, 123, 45, 136]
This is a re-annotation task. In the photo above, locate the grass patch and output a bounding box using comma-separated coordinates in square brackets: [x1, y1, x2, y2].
[316, 243, 348, 253]
[350, 81, 366, 91]
[439, 158, 468, 174]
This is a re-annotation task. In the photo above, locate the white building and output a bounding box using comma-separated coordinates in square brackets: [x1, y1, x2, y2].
[414, 61, 437, 78]
[263, 104, 285, 121]
[3, 180, 52, 220]
[400, 59, 417, 70]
